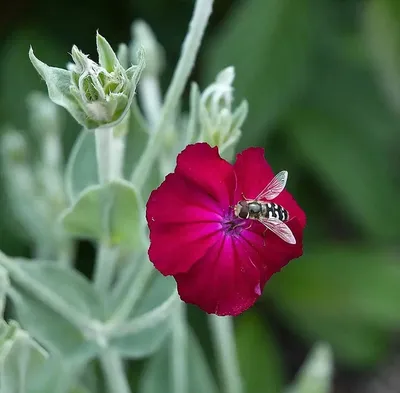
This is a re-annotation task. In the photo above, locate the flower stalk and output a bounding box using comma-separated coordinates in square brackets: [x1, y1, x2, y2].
[170, 301, 188, 393]
[100, 349, 131, 393]
[108, 256, 154, 324]
[93, 126, 122, 293]
[130, 0, 214, 190]
[95, 127, 115, 184]
[209, 315, 243, 393]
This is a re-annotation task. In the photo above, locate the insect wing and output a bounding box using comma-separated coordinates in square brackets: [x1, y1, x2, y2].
[255, 171, 288, 201]
[259, 216, 296, 244]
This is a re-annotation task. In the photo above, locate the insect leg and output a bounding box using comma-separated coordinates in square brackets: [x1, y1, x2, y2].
[241, 192, 250, 201]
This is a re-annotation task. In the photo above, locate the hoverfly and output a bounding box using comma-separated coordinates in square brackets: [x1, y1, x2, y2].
[233, 171, 296, 244]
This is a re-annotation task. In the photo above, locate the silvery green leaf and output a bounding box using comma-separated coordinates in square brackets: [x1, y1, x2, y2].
[30, 352, 70, 393]
[96, 32, 119, 73]
[61, 180, 146, 250]
[138, 328, 219, 393]
[28, 48, 96, 128]
[124, 101, 159, 199]
[7, 260, 105, 363]
[65, 129, 98, 203]
[108, 272, 177, 358]
[0, 320, 48, 393]
[285, 343, 333, 393]
[0, 267, 9, 316]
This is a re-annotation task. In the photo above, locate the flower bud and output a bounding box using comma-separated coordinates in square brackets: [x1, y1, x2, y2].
[197, 66, 248, 154]
[29, 32, 145, 130]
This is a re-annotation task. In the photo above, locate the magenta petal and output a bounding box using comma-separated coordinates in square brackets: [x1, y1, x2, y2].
[146, 173, 222, 225]
[175, 234, 267, 316]
[149, 221, 222, 276]
[147, 169, 225, 276]
[241, 218, 304, 279]
[234, 147, 275, 200]
[175, 143, 236, 207]
[233, 147, 306, 228]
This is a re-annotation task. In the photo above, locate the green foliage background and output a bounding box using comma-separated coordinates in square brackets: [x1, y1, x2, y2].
[1, 0, 399, 391]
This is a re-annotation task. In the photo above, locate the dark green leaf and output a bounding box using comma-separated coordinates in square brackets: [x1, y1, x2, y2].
[267, 246, 400, 366]
[363, 0, 400, 113]
[203, 0, 320, 147]
[236, 311, 284, 393]
[286, 64, 400, 243]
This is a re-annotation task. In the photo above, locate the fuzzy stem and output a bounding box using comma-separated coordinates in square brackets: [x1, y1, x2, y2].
[130, 0, 214, 189]
[170, 301, 188, 393]
[100, 349, 131, 393]
[93, 126, 123, 292]
[108, 258, 154, 324]
[57, 238, 75, 267]
[95, 127, 114, 184]
[104, 289, 178, 337]
[209, 315, 243, 393]
[139, 76, 163, 129]
[93, 244, 119, 292]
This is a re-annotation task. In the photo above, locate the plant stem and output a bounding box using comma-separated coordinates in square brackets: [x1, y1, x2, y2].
[93, 126, 123, 292]
[170, 301, 188, 393]
[100, 349, 131, 393]
[130, 0, 214, 190]
[105, 289, 178, 337]
[95, 127, 114, 184]
[93, 243, 119, 292]
[0, 251, 92, 330]
[109, 258, 154, 324]
[139, 75, 163, 129]
[209, 315, 243, 393]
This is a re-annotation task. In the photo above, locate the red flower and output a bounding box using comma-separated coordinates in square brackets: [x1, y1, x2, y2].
[146, 143, 306, 316]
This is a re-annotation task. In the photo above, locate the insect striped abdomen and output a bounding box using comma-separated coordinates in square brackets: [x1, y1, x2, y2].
[265, 202, 289, 221]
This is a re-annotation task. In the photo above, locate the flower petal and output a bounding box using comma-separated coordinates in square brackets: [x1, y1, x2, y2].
[148, 220, 222, 276]
[146, 173, 222, 225]
[146, 167, 227, 276]
[175, 143, 236, 207]
[234, 147, 306, 228]
[174, 233, 269, 316]
[241, 218, 304, 280]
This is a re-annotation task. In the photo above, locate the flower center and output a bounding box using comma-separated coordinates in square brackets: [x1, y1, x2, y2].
[221, 207, 248, 237]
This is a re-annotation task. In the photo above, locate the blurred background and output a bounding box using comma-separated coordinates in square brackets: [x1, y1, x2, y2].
[1, 0, 400, 392]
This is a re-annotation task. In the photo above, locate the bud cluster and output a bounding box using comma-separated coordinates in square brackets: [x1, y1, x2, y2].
[29, 33, 145, 130]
